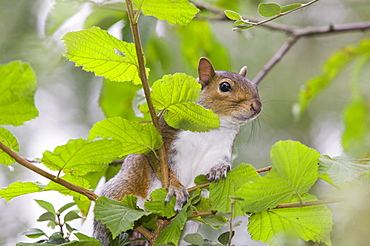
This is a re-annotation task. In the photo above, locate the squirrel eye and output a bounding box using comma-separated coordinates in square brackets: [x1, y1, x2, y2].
[219, 81, 232, 92]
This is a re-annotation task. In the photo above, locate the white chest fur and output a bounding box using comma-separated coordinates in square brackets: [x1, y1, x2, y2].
[169, 125, 240, 188]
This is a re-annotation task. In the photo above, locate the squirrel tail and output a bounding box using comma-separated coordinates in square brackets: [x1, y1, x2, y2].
[93, 154, 152, 245]
[93, 219, 111, 246]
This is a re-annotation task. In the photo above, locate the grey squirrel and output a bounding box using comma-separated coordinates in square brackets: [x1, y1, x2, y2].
[93, 57, 262, 245]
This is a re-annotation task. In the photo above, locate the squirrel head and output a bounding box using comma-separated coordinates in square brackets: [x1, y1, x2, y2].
[197, 57, 262, 127]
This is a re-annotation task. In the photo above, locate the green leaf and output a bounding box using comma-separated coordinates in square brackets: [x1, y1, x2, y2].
[70, 233, 103, 245]
[234, 20, 245, 26]
[37, 211, 56, 222]
[193, 214, 228, 230]
[45, 0, 84, 35]
[155, 201, 192, 245]
[84, 3, 125, 30]
[342, 95, 369, 156]
[341, 54, 370, 157]
[193, 197, 211, 212]
[210, 164, 260, 215]
[62, 26, 148, 84]
[164, 102, 220, 132]
[64, 210, 82, 221]
[58, 202, 76, 213]
[0, 181, 44, 202]
[281, 3, 302, 13]
[258, 3, 282, 17]
[224, 10, 241, 20]
[232, 24, 255, 31]
[0, 61, 38, 126]
[45, 174, 91, 201]
[42, 138, 122, 176]
[74, 197, 91, 217]
[35, 200, 56, 215]
[236, 141, 321, 213]
[155, 189, 200, 245]
[144, 188, 176, 218]
[177, 20, 231, 72]
[132, 0, 199, 25]
[74, 232, 101, 241]
[56, 240, 102, 246]
[23, 228, 47, 239]
[151, 73, 220, 132]
[194, 175, 208, 186]
[99, 79, 144, 120]
[48, 220, 57, 229]
[218, 231, 234, 245]
[295, 40, 370, 116]
[0, 127, 19, 165]
[183, 233, 204, 245]
[65, 223, 76, 233]
[94, 196, 149, 239]
[88, 117, 163, 156]
[151, 73, 200, 109]
[248, 194, 333, 245]
[319, 155, 369, 188]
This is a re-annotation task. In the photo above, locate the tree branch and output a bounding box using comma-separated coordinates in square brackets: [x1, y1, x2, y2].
[125, 0, 169, 189]
[292, 21, 370, 37]
[194, 0, 370, 84]
[0, 141, 98, 201]
[246, 0, 320, 28]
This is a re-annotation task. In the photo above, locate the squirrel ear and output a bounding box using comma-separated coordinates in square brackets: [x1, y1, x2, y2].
[198, 57, 215, 87]
[239, 66, 247, 77]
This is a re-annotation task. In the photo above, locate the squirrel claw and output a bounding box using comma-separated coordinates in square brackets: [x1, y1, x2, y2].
[165, 184, 189, 212]
[206, 164, 231, 182]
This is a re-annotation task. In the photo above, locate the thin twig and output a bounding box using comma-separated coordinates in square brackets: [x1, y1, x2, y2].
[0, 141, 98, 201]
[187, 182, 210, 192]
[255, 165, 272, 173]
[188, 210, 215, 218]
[247, 0, 320, 27]
[275, 197, 345, 209]
[253, 36, 299, 85]
[125, 0, 169, 189]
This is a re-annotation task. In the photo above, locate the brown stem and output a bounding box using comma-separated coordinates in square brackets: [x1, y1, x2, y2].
[255, 165, 272, 173]
[189, 210, 215, 218]
[275, 197, 345, 209]
[125, 0, 169, 189]
[249, 0, 321, 27]
[0, 141, 98, 201]
[135, 225, 155, 242]
[187, 182, 210, 193]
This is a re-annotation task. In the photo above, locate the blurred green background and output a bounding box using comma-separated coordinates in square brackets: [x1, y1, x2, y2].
[0, 0, 369, 245]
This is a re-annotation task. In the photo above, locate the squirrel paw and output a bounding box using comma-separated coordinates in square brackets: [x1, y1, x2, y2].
[165, 183, 189, 212]
[206, 164, 231, 182]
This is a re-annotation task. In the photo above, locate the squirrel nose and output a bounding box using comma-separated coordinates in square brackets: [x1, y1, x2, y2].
[250, 100, 262, 114]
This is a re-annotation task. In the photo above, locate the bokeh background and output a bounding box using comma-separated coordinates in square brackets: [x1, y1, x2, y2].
[0, 0, 369, 245]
